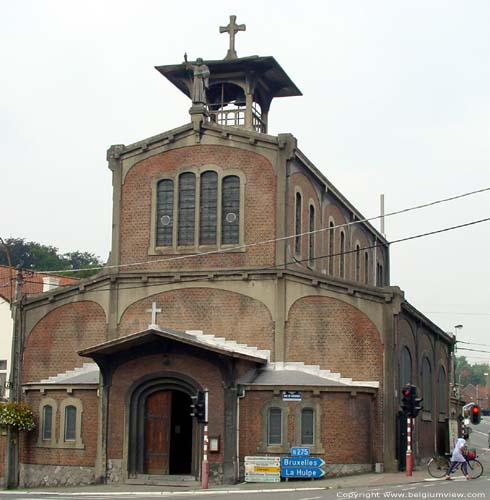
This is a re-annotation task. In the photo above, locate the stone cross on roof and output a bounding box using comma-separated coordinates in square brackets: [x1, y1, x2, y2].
[145, 302, 162, 329]
[219, 15, 246, 60]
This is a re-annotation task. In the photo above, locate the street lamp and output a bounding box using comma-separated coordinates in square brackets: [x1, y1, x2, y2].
[453, 325, 463, 399]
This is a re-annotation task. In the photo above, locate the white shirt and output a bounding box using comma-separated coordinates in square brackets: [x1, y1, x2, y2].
[451, 437, 466, 462]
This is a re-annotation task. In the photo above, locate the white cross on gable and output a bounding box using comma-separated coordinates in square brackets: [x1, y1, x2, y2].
[145, 302, 162, 329]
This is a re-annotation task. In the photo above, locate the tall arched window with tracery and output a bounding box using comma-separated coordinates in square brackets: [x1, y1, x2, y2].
[438, 366, 447, 415]
[199, 171, 218, 245]
[178, 172, 196, 246]
[355, 244, 360, 281]
[400, 346, 412, 387]
[328, 221, 334, 275]
[156, 179, 174, 247]
[295, 192, 302, 256]
[422, 357, 432, 412]
[308, 204, 315, 266]
[339, 231, 345, 278]
[221, 175, 240, 245]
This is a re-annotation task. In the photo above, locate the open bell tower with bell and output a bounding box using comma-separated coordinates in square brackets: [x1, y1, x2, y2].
[155, 15, 302, 134]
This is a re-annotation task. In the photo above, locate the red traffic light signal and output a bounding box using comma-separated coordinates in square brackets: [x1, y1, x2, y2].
[470, 404, 481, 425]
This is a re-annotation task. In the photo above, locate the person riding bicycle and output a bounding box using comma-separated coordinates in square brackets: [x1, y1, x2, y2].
[446, 432, 470, 480]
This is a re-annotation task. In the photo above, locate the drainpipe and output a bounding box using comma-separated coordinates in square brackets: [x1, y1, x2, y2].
[236, 387, 246, 481]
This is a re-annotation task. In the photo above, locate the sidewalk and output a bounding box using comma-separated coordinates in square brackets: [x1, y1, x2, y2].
[0, 468, 433, 496]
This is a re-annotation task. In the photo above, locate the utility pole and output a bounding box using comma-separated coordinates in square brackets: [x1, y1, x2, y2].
[5, 266, 23, 489]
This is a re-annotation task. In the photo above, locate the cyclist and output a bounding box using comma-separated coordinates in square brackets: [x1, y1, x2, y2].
[446, 432, 470, 480]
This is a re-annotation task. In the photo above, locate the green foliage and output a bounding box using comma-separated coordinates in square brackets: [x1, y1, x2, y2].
[0, 237, 104, 278]
[456, 356, 490, 386]
[0, 402, 35, 431]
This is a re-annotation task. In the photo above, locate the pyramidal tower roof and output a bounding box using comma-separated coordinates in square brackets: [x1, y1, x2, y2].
[155, 15, 302, 133]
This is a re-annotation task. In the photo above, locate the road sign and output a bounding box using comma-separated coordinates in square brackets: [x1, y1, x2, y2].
[291, 447, 310, 457]
[281, 466, 325, 478]
[281, 457, 325, 468]
[244, 456, 281, 483]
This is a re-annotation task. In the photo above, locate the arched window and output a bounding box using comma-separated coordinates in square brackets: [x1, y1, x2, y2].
[301, 408, 314, 445]
[364, 251, 369, 285]
[42, 405, 53, 441]
[267, 407, 282, 445]
[355, 244, 361, 281]
[400, 346, 412, 387]
[221, 175, 240, 245]
[308, 205, 315, 266]
[156, 179, 174, 246]
[295, 192, 302, 255]
[178, 173, 196, 246]
[199, 171, 218, 245]
[376, 262, 384, 286]
[328, 221, 334, 275]
[339, 231, 345, 278]
[64, 405, 77, 441]
[422, 357, 432, 412]
[438, 366, 447, 414]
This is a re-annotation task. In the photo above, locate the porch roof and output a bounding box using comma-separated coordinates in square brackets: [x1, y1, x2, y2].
[78, 326, 269, 364]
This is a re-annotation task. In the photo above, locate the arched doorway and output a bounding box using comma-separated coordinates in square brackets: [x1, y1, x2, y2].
[128, 374, 200, 478]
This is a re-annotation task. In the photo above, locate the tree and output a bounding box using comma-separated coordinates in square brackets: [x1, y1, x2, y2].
[456, 356, 490, 387]
[0, 237, 103, 278]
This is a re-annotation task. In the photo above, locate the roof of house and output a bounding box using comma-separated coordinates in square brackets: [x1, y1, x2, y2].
[0, 265, 79, 303]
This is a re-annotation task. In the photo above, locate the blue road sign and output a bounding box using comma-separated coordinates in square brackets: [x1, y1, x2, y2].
[281, 466, 325, 478]
[281, 457, 325, 468]
[290, 447, 310, 457]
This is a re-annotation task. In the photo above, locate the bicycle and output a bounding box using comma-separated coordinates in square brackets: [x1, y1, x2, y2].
[427, 451, 483, 479]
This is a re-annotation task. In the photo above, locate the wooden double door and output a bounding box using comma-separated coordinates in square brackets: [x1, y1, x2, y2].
[144, 390, 193, 475]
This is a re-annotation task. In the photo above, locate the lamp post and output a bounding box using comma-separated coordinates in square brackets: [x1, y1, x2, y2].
[453, 325, 463, 398]
[485, 373, 489, 409]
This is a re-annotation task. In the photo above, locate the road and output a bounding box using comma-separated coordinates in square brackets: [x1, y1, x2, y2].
[469, 415, 490, 449]
[0, 416, 488, 500]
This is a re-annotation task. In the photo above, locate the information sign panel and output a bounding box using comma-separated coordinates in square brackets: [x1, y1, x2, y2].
[281, 466, 325, 478]
[290, 447, 310, 457]
[244, 456, 281, 483]
[282, 391, 302, 401]
[281, 457, 325, 468]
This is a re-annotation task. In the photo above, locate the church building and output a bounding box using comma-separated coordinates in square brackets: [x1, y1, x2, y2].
[8, 16, 453, 487]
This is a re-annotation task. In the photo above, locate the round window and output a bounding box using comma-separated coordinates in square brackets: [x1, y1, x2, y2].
[225, 212, 237, 223]
[160, 215, 171, 226]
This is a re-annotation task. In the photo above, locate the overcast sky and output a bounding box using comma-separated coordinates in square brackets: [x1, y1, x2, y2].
[1, 1, 489, 363]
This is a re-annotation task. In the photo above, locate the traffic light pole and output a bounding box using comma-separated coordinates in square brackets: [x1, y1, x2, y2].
[406, 416, 413, 476]
[201, 389, 209, 490]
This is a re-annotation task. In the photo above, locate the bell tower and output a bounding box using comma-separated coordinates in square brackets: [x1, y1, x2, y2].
[155, 15, 302, 134]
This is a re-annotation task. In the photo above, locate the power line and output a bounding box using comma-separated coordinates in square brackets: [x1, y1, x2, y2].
[19, 215, 490, 296]
[424, 311, 490, 317]
[458, 341, 490, 348]
[34, 186, 490, 275]
[458, 347, 490, 354]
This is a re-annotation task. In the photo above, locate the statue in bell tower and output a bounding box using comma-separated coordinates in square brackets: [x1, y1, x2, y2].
[184, 53, 210, 105]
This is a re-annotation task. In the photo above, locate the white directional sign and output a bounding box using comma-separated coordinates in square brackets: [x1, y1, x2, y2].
[244, 456, 281, 483]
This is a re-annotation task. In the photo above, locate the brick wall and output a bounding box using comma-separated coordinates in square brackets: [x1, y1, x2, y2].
[286, 296, 383, 381]
[118, 288, 274, 352]
[239, 390, 380, 464]
[22, 301, 107, 383]
[21, 389, 98, 467]
[119, 145, 277, 271]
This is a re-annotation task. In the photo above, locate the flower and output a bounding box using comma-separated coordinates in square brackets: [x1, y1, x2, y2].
[0, 402, 35, 431]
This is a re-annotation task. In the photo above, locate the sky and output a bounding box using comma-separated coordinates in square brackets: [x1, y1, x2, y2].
[1, 1, 489, 363]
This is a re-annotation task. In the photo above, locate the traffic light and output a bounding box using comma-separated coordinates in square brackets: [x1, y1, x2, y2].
[190, 391, 207, 423]
[401, 386, 412, 414]
[400, 385, 423, 418]
[469, 404, 481, 425]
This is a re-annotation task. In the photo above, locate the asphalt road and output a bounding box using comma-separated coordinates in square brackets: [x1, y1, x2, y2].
[0, 416, 488, 500]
